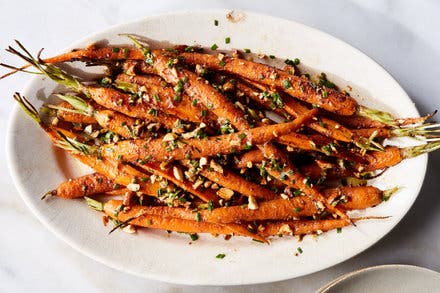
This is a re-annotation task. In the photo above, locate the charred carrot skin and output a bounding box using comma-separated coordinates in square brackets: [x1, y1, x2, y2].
[179, 52, 358, 116]
[55, 172, 114, 199]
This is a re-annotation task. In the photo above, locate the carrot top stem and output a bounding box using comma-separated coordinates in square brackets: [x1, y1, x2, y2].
[6, 41, 86, 94]
[391, 122, 440, 138]
[357, 106, 395, 127]
[382, 186, 400, 201]
[402, 140, 440, 159]
[13, 92, 42, 125]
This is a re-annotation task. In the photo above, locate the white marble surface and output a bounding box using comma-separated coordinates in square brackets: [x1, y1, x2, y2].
[0, 0, 439, 292]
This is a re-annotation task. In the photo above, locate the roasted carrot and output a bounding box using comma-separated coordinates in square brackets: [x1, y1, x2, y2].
[235, 149, 265, 169]
[53, 101, 97, 124]
[99, 112, 316, 162]
[5, 45, 180, 129]
[151, 50, 251, 130]
[179, 52, 358, 116]
[115, 73, 216, 125]
[236, 81, 353, 142]
[260, 218, 350, 237]
[101, 186, 393, 224]
[103, 200, 267, 242]
[135, 162, 219, 202]
[57, 93, 152, 139]
[45, 172, 114, 199]
[192, 162, 278, 201]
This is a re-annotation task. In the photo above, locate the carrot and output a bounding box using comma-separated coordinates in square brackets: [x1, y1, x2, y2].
[99, 112, 316, 162]
[151, 50, 251, 130]
[115, 73, 216, 125]
[135, 162, 219, 202]
[259, 144, 350, 222]
[299, 161, 353, 181]
[179, 52, 358, 116]
[235, 149, 265, 169]
[102, 186, 392, 224]
[103, 200, 267, 242]
[4, 45, 180, 129]
[192, 162, 278, 201]
[54, 101, 97, 124]
[42, 125, 163, 198]
[260, 218, 350, 237]
[278, 133, 367, 163]
[45, 172, 114, 199]
[85, 87, 178, 129]
[236, 81, 353, 142]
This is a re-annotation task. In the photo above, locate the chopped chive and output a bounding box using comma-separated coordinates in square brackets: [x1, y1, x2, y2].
[211, 44, 218, 50]
[84, 197, 103, 211]
[192, 99, 198, 106]
[216, 253, 226, 259]
[283, 79, 292, 89]
[294, 207, 302, 213]
[269, 55, 275, 59]
[201, 109, 207, 117]
[238, 133, 247, 140]
[244, 48, 251, 53]
[190, 233, 199, 241]
[195, 212, 201, 222]
[112, 47, 120, 53]
[208, 200, 214, 211]
[214, 19, 219, 26]
[219, 60, 226, 67]
[293, 58, 300, 65]
[337, 227, 342, 233]
[225, 37, 231, 44]
[297, 247, 303, 254]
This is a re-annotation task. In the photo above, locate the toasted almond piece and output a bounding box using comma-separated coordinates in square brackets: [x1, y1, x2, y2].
[173, 166, 184, 181]
[217, 187, 234, 200]
[210, 160, 224, 174]
[162, 132, 177, 142]
[247, 195, 259, 210]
